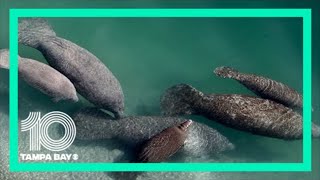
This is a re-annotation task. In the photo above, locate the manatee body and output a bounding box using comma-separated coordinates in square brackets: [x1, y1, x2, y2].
[72, 108, 234, 157]
[18, 18, 124, 118]
[0, 49, 78, 102]
[160, 84, 320, 140]
[214, 66, 303, 110]
[136, 120, 192, 162]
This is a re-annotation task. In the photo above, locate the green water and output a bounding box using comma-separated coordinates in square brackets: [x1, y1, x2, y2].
[1, 0, 320, 180]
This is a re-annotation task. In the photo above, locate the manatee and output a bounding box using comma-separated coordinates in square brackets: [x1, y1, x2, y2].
[0, 49, 78, 102]
[160, 84, 320, 140]
[135, 120, 192, 162]
[72, 108, 234, 158]
[18, 18, 124, 118]
[214, 66, 303, 110]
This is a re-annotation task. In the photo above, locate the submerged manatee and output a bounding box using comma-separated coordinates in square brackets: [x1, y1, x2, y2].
[160, 84, 320, 140]
[18, 18, 124, 118]
[214, 66, 303, 110]
[0, 49, 78, 102]
[135, 120, 192, 162]
[72, 108, 234, 158]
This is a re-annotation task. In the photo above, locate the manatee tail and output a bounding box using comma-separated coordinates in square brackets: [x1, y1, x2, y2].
[0, 49, 9, 69]
[312, 123, 320, 138]
[160, 84, 204, 116]
[214, 66, 240, 79]
[18, 18, 56, 48]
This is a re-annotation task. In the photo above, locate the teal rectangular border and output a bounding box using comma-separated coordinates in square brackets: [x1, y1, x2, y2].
[9, 9, 312, 172]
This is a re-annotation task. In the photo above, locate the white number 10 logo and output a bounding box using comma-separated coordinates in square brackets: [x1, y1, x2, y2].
[21, 111, 76, 152]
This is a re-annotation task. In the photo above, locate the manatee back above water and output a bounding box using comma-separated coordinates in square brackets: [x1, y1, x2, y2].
[72, 108, 235, 157]
[18, 18, 124, 118]
[160, 84, 320, 140]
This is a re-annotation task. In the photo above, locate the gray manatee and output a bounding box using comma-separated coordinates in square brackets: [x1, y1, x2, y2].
[72, 108, 235, 158]
[160, 84, 320, 140]
[214, 66, 303, 110]
[0, 49, 78, 102]
[18, 18, 124, 118]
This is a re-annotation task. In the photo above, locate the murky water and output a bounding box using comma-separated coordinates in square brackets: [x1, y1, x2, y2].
[1, 1, 320, 180]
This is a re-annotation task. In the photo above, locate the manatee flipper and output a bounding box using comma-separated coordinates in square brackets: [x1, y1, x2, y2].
[18, 18, 56, 48]
[0, 49, 9, 69]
